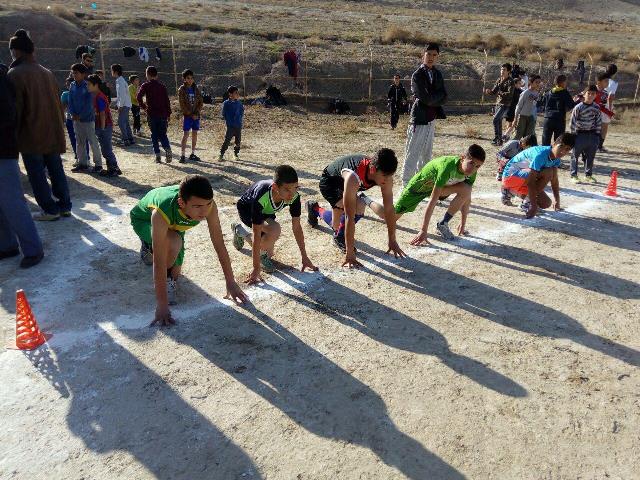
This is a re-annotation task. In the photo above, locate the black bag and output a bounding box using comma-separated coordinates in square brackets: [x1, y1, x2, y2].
[265, 85, 287, 106]
[201, 87, 213, 105]
[329, 98, 350, 114]
[123, 46, 136, 58]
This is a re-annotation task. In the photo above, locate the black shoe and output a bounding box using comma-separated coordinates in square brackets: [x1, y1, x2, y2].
[20, 252, 44, 269]
[189, 153, 201, 162]
[179, 155, 186, 163]
[60, 210, 72, 217]
[0, 248, 20, 260]
[71, 165, 89, 173]
[333, 233, 346, 253]
[92, 166, 104, 173]
[155, 155, 162, 163]
[115, 167, 123, 176]
[306, 200, 319, 227]
[100, 168, 119, 177]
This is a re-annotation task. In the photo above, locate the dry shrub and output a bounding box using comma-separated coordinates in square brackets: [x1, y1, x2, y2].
[382, 26, 412, 44]
[341, 119, 360, 134]
[305, 36, 324, 47]
[501, 45, 519, 58]
[549, 48, 567, 60]
[626, 50, 640, 62]
[526, 52, 541, 62]
[50, 5, 78, 23]
[462, 33, 485, 49]
[543, 38, 562, 51]
[512, 37, 534, 53]
[572, 42, 617, 62]
[486, 34, 507, 50]
[464, 126, 481, 138]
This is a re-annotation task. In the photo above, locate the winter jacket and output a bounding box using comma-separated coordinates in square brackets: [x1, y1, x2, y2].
[387, 83, 407, 109]
[68, 79, 95, 122]
[490, 76, 515, 105]
[7, 55, 65, 155]
[221, 99, 244, 128]
[178, 83, 204, 116]
[137, 79, 171, 119]
[543, 86, 577, 120]
[0, 68, 18, 159]
[409, 64, 447, 125]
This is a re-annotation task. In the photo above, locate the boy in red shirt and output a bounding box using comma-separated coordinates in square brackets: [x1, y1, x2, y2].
[87, 74, 121, 177]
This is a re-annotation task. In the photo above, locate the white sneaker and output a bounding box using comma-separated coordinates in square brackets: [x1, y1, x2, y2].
[167, 278, 177, 305]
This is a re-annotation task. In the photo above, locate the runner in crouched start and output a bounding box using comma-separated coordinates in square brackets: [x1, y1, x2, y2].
[231, 165, 317, 284]
[361, 144, 485, 245]
[306, 149, 405, 268]
[130, 174, 247, 326]
[501, 133, 576, 218]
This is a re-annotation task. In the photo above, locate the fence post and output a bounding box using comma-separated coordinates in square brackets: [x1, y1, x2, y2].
[241, 39, 247, 98]
[587, 52, 593, 85]
[536, 51, 542, 75]
[634, 55, 640, 104]
[481, 49, 488, 104]
[368, 46, 373, 102]
[99, 33, 106, 75]
[304, 43, 308, 111]
[171, 36, 178, 95]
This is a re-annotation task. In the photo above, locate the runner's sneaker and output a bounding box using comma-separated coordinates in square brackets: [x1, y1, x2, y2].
[60, 211, 72, 218]
[140, 241, 153, 265]
[501, 188, 514, 206]
[436, 221, 455, 240]
[231, 222, 245, 251]
[179, 155, 186, 164]
[189, 153, 201, 162]
[260, 252, 275, 273]
[165, 149, 173, 163]
[520, 199, 531, 213]
[155, 155, 162, 164]
[495, 172, 502, 181]
[333, 232, 347, 253]
[167, 277, 178, 306]
[306, 200, 319, 227]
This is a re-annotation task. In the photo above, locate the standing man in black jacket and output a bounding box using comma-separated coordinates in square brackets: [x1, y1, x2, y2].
[387, 74, 407, 130]
[402, 43, 448, 186]
[541, 74, 577, 146]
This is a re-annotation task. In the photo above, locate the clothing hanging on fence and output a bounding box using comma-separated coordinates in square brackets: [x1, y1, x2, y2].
[123, 46, 136, 58]
[155, 48, 162, 61]
[75, 45, 96, 59]
[138, 47, 149, 63]
[283, 50, 298, 78]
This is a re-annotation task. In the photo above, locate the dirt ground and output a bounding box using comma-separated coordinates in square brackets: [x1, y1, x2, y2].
[1, 107, 639, 480]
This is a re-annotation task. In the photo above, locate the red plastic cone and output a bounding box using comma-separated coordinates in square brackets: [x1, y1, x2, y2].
[14, 290, 47, 350]
[604, 170, 618, 197]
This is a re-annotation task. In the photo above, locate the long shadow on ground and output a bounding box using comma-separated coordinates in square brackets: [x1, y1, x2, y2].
[359, 244, 640, 368]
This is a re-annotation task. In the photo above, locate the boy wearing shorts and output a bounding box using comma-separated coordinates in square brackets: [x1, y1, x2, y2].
[178, 69, 203, 163]
[130, 175, 247, 326]
[231, 165, 317, 284]
[362, 144, 485, 244]
[306, 149, 405, 268]
[502, 133, 576, 218]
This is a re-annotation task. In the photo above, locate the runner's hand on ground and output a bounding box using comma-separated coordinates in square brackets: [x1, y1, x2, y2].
[151, 305, 175, 327]
[301, 256, 319, 272]
[410, 230, 431, 246]
[386, 239, 406, 258]
[226, 280, 249, 303]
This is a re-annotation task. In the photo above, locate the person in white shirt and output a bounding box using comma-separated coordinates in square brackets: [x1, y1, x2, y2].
[111, 63, 134, 146]
[600, 64, 618, 151]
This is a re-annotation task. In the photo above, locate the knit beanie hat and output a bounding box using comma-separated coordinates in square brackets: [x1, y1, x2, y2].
[9, 29, 34, 54]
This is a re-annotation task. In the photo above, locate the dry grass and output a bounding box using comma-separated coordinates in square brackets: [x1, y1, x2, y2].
[464, 125, 481, 138]
[381, 26, 442, 47]
[486, 34, 507, 51]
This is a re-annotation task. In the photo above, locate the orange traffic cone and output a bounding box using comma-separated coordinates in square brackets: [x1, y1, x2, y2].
[14, 290, 47, 350]
[604, 170, 618, 197]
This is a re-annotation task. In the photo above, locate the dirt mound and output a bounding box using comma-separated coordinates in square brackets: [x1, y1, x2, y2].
[0, 11, 87, 49]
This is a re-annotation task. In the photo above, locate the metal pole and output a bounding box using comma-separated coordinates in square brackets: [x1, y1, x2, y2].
[241, 39, 246, 98]
[634, 55, 640, 104]
[368, 46, 373, 102]
[99, 33, 106, 74]
[587, 53, 593, 86]
[171, 36, 178, 94]
[304, 43, 308, 110]
[481, 49, 488, 104]
[536, 51, 542, 76]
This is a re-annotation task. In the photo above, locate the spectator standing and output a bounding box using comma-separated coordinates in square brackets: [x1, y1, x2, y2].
[111, 64, 134, 146]
[129, 75, 142, 135]
[0, 62, 44, 268]
[387, 74, 408, 130]
[484, 63, 515, 146]
[403, 43, 448, 186]
[68, 63, 103, 173]
[8, 29, 72, 222]
[137, 66, 172, 163]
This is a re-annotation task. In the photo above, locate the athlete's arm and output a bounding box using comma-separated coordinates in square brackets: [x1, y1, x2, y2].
[247, 223, 264, 285]
[342, 172, 361, 267]
[550, 167, 561, 210]
[411, 185, 443, 246]
[380, 180, 406, 258]
[150, 210, 172, 326]
[292, 217, 318, 272]
[206, 201, 248, 303]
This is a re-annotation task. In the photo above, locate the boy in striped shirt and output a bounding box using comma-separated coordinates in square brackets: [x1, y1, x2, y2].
[569, 85, 602, 183]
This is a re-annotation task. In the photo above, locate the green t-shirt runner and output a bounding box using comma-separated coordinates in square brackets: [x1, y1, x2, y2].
[130, 185, 204, 265]
[395, 155, 477, 214]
